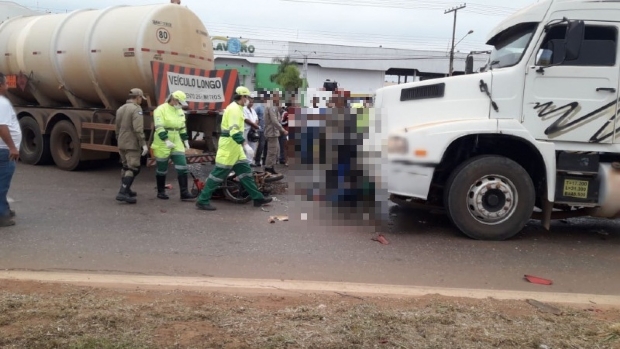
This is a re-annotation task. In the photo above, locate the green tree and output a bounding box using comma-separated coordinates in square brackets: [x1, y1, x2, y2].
[274, 65, 303, 92]
[271, 56, 303, 91]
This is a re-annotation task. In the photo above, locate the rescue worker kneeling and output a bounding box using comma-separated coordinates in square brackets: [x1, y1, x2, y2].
[151, 90, 197, 201]
[196, 86, 273, 211]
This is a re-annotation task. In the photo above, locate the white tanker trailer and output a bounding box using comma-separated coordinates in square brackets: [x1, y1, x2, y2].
[0, 1, 238, 170]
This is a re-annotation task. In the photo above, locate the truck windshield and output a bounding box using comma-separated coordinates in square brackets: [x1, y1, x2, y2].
[486, 22, 538, 69]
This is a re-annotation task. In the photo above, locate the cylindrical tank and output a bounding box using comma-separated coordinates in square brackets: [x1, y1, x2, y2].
[0, 3, 214, 108]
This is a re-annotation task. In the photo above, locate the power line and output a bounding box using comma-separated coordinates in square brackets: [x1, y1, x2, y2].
[279, 0, 519, 16]
[207, 28, 487, 52]
[206, 23, 485, 49]
[17, 3, 492, 51]
[16, 3, 493, 52]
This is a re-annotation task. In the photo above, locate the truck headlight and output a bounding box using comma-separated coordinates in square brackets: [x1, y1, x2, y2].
[387, 136, 408, 154]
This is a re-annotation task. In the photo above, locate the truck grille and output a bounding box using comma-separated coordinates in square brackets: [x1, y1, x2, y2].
[400, 83, 445, 102]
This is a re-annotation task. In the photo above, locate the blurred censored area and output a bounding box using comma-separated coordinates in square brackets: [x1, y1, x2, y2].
[285, 89, 389, 232]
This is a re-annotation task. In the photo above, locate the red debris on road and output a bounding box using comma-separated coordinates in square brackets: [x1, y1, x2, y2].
[524, 275, 553, 285]
[372, 235, 390, 245]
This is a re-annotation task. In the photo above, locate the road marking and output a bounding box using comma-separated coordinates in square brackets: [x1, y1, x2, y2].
[1, 271, 619, 306]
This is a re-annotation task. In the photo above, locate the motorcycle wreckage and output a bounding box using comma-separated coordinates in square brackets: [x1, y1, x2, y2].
[189, 169, 284, 204]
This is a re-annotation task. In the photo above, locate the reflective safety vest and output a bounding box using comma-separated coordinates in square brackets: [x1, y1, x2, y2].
[351, 103, 369, 132]
[216, 101, 247, 166]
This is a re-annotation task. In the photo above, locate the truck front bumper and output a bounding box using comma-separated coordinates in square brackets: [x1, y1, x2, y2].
[387, 160, 435, 200]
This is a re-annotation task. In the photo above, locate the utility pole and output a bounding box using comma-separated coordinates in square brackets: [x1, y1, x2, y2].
[294, 50, 316, 87]
[445, 3, 466, 77]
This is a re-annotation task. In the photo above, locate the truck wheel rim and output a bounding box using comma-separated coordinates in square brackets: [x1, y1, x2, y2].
[23, 128, 38, 155]
[466, 175, 518, 225]
[59, 133, 75, 161]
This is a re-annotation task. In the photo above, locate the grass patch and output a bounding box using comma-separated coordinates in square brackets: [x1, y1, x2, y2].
[0, 281, 618, 349]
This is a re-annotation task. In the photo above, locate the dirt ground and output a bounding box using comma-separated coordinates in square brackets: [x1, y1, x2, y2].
[0, 280, 619, 349]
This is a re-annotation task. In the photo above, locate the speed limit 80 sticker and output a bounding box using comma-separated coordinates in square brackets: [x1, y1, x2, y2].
[156, 28, 171, 44]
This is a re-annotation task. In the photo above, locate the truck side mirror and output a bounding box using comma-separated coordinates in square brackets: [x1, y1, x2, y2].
[564, 20, 585, 61]
[465, 56, 474, 74]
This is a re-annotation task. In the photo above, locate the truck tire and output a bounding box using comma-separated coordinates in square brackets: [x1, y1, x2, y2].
[19, 117, 52, 165]
[444, 155, 535, 241]
[50, 120, 82, 171]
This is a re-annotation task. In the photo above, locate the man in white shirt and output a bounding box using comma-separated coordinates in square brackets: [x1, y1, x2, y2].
[0, 73, 21, 227]
[243, 95, 260, 153]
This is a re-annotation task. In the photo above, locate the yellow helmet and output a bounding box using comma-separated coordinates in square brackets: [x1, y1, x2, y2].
[171, 90, 188, 106]
[235, 86, 252, 96]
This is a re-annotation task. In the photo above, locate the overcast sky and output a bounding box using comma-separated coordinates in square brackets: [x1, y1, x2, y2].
[18, 0, 539, 52]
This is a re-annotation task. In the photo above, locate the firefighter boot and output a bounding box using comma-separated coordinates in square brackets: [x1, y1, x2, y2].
[156, 175, 169, 200]
[178, 174, 197, 202]
[121, 168, 137, 197]
[116, 177, 137, 204]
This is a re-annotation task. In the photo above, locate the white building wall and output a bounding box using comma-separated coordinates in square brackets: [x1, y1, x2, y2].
[306, 66, 385, 94]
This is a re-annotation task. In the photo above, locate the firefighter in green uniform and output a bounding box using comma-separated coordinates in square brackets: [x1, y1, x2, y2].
[115, 88, 148, 204]
[151, 90, 197, 201]
[196, 86, 273, 211]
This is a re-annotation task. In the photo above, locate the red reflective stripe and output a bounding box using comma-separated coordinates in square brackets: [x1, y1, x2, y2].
[157, 50, 165, 54]
[141, 48, 150, 52]
[189, 54, 196, 58]
[128, 48, 134, 52]
[207, 58, 213, 62]
[199, 56, 205, 60]
[171, 52, 178, 55]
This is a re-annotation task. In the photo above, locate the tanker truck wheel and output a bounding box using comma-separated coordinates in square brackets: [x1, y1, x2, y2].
[50, 121, 82, 171]
[18, 117, 52, 165]
[444, 155, 535, 241]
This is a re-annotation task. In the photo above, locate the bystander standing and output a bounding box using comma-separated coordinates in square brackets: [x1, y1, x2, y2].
[0, 73, 21, 227]
[243, 95, 260, 154]
[278, 104, 289, 166]
[264, 91, 288, 175]
[252, 94, 267, 167]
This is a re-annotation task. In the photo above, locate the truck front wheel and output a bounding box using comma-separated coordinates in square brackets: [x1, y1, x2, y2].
[445, 155, 535, 241]
[50, 120, 82, 171]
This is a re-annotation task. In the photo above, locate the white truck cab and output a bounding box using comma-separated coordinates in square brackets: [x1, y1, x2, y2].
[377, 0, 620, 240]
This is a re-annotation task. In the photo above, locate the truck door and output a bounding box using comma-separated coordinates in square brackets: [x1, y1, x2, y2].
[522, 22, 620, 144]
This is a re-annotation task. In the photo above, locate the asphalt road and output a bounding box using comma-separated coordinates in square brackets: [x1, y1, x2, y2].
[1, 160, 619, 296]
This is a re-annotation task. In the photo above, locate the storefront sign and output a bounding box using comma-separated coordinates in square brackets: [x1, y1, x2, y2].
[212, 36, 255, 57]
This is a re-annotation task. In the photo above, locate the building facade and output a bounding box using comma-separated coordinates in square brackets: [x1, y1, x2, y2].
[212, 37, 489, 94]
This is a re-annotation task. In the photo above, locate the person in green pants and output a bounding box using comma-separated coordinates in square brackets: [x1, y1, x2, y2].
[196, 86, 273, 211]
[151, 90, 197, 201]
